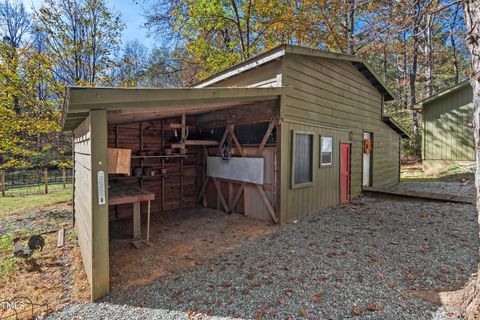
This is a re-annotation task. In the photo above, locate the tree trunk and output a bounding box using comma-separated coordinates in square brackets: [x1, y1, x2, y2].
[450, 4, 460, 84]
[460, 1, 480, 319]
[425, 11, 434, 97]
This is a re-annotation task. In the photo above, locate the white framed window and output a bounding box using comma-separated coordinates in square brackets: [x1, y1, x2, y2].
[292, 131, 314, 188]
[320, 136, 333, 166]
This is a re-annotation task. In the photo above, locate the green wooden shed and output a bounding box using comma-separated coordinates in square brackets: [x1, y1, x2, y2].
[415, 81, 474, 174]
[62, 44, 408, 300]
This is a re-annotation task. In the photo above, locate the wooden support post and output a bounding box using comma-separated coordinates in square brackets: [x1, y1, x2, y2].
[181, 113, 186, 143]
[256, 184, 278, 223]
[146, 201, 151, 242]
[44, 167, 48, 194]
[62, 167, 67, 188]
[1, 171, 5, 197]
[198, 176, 209, 203]
[133, 202, 141, 239]
[257, 118, 275, 156]
[228, 125, 245, 157]
[231, 182, 245, 214]
[212, 177, 229, 213]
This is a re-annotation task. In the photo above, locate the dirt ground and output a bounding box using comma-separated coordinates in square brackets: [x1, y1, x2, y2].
[109, 207, 276, 291]
[0, 197, 89, 319]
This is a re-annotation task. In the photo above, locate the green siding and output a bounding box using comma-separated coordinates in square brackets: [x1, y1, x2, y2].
[73, 110, 109, 301]
[280, 121, 350, 223]
[201, 52, 401, 224]
[423, 85, 474, 161]
[280, 54, 400, 223]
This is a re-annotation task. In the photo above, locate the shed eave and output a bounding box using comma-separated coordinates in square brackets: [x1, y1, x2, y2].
[62, 86, 289, 131]
[382, 116, 410, 139]
[413, 80, 471, 109]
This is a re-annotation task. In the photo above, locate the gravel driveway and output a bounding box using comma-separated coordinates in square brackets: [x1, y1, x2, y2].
[48, 184, 478, 320]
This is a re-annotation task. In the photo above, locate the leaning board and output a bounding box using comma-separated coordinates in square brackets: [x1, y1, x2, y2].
[206, 156, 264, 184]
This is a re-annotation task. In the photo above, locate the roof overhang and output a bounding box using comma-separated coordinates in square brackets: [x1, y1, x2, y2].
[62, 86, 289, 131]
[194, 44, 395, 101]
[382, 116, 410, 139]
[413, 80, 471, 110]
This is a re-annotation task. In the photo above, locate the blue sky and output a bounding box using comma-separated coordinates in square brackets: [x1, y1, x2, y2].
[27, 0, 156, 50]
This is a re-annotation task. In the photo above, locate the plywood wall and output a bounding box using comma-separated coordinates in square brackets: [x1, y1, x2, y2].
[107, 117, 202, 220]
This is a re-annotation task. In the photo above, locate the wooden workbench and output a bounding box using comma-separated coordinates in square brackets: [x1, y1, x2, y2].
[109, 185, 155, 241]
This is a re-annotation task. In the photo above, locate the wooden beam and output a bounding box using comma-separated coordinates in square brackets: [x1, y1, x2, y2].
[133, 202, 141, 239]
[228, 125, 245, 157]
[181, 113, 186, 142]
[256, 184, 278, 223]
[218, 127, 229, 152]
[197, 176, 209, 203]
[257, 118, 275, 156]
[231, 182, 245, 213]
[146, 201, 151, 242]
[212, 178, 229, 213]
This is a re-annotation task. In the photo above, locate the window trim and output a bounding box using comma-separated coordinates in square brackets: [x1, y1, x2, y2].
[291, 130, 314, 189]
[320, 135, 334, 167]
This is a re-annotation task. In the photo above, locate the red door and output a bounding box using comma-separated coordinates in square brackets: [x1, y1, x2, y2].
[340, 143, 351, 203]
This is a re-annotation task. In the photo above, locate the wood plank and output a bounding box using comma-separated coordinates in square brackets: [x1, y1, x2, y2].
[228, 125, 246, 157]
[212, 177, 229, 213]
[108, 185, 155, 206]
[256, 184, 278, 223]
[133, 202, 141, 239]
[57, 228, 65, 247]
[231, 182, 245, 213]
[257, 119, 275, 156]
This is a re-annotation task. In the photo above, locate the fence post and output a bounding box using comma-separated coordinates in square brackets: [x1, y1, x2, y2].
[62, 167, 66, 189]
[44, 167, 48, 194]
[1, 171, 5, 197]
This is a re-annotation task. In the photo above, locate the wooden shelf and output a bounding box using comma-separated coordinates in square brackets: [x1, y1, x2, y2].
[131, 154, 189, 159]
[171, 140, 219, 149]
[109, 172, 184, 180]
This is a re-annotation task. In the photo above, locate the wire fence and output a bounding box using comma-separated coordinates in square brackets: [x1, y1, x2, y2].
[0, 168, 73, 196]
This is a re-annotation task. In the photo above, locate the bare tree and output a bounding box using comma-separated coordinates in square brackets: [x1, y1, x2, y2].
[0, 0, 30, 50]
[35, 0, 124, 85]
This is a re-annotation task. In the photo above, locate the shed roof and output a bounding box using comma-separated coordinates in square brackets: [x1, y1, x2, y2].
[413, 80, 471, 110]
[382, 116, 410, 138]
[194, 44, 395, 101]
[62, 86, 288, 130]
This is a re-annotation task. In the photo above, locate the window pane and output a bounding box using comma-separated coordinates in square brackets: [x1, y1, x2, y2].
[321, 136, 333, 165]
[294, 133, 313, 185]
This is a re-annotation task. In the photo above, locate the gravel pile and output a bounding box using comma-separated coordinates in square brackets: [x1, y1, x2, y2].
[49, 185, 478, 319]
[399, 181, 475, 198]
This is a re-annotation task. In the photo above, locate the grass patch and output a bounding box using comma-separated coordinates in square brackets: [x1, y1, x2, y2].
[0, 185, 72, 219]
[401, 162, 474, 182]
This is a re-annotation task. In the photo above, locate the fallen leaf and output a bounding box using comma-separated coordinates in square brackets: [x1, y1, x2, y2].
[299, 307, 308, 317]
[327, 251, 336, 257]
[366, 303, 384, 312]
[313, 292, 322, 304]
[352, 305, 363, 316]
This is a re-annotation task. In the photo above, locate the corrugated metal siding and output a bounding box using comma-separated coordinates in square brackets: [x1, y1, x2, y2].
[423, 85, 474, 161]
[280, 54, 400, 222]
